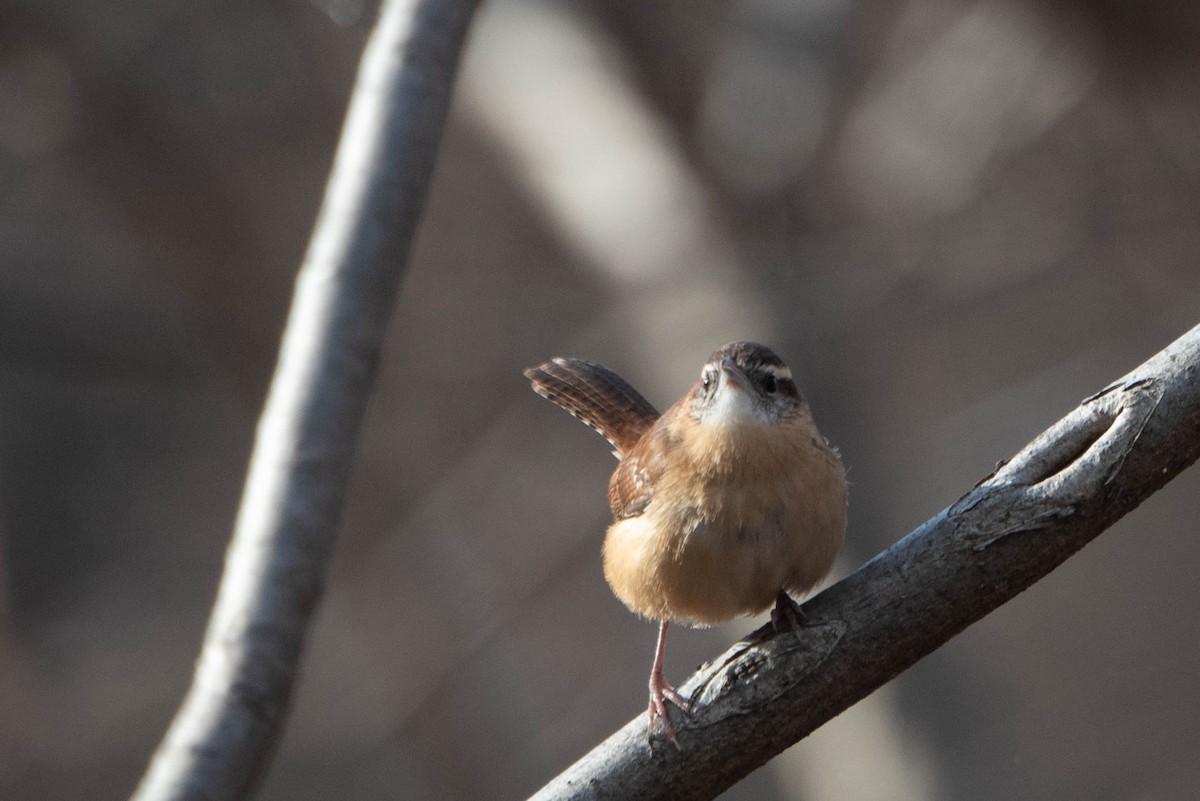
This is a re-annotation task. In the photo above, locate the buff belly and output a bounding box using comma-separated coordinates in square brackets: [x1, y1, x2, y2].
[602, 435, 848, 626]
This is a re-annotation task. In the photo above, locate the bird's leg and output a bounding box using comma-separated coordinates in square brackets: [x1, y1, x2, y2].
[647, 620, 689, 748]
[771, 590, 808, 635]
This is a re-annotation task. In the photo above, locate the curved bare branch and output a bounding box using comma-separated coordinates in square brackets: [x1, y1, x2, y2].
[530, 323, 1200, 801]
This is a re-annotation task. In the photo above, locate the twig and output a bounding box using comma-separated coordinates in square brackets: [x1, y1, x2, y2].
[529, 322, 1200, 801]
[130, 1, 480, 799]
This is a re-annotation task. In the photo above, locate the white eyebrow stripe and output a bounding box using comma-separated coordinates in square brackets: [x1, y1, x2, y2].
[709, 358, 793, 381]
[768, 365, 793, 380]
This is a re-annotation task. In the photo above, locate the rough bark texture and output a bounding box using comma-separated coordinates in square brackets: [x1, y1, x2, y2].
[530, 323, 1200, 801]
[130, 1, 480, 799]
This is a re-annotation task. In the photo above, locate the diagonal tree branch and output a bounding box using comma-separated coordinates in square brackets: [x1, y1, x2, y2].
[131, 1, 480, 799]
[530, 322, 1200, 801]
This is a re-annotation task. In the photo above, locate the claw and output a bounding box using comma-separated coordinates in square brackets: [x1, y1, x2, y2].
[771, 591, 808, 635]
[646, 620, 689, 749]
[648, 672, 689, 748]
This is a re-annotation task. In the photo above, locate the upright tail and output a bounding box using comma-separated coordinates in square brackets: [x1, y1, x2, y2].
[524, 358, 660, 456]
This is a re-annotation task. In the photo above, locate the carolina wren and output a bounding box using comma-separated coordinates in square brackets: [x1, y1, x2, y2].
[524, 342, 848, 746]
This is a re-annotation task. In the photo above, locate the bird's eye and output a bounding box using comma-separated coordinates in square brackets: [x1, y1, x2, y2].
[702, 367, 716, 390]
[762, 374, 778, 394]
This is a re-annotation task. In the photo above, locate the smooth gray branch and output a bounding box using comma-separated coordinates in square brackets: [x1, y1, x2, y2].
[131, 1, 480, 799]
[530, 323, 1200, 801]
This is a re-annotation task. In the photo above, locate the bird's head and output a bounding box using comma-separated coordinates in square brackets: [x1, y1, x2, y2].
[690, 341, 806, 428]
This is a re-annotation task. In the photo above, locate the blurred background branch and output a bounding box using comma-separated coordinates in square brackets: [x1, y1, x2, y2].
[532, 323, 1200, 800]
[129, 0, 479, 799]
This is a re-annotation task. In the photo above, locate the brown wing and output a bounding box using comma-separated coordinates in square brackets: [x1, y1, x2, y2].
[524, 358, 659, 455]
[607, 421, 670, 519]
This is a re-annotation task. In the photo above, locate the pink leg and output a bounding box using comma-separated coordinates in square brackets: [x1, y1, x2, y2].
[647, 620, 689, 748]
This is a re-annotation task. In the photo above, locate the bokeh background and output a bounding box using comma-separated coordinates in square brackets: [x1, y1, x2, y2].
[3, 0, 1200, 798]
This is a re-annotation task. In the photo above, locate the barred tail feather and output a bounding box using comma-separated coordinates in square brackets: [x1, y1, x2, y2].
[524, 358, 659, 455]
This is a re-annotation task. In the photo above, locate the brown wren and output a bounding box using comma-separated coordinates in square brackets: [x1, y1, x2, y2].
[524, 342, 848, 746]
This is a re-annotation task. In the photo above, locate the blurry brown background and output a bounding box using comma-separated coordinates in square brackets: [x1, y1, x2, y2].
[2, 0, 1199, 798]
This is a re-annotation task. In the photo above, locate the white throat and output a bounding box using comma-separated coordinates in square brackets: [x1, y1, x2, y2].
[701, 378, 769, 428]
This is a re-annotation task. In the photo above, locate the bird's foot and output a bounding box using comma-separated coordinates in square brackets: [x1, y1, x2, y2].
[771, 591, 809, 636]
[648, 671, 689, 749]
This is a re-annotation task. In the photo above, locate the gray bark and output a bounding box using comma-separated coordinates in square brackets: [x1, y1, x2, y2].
[130, 1, 480, 799]
[530, 322, 1200, 801]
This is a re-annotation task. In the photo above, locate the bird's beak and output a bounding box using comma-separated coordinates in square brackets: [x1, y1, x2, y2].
[719, 356, 752, 393]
